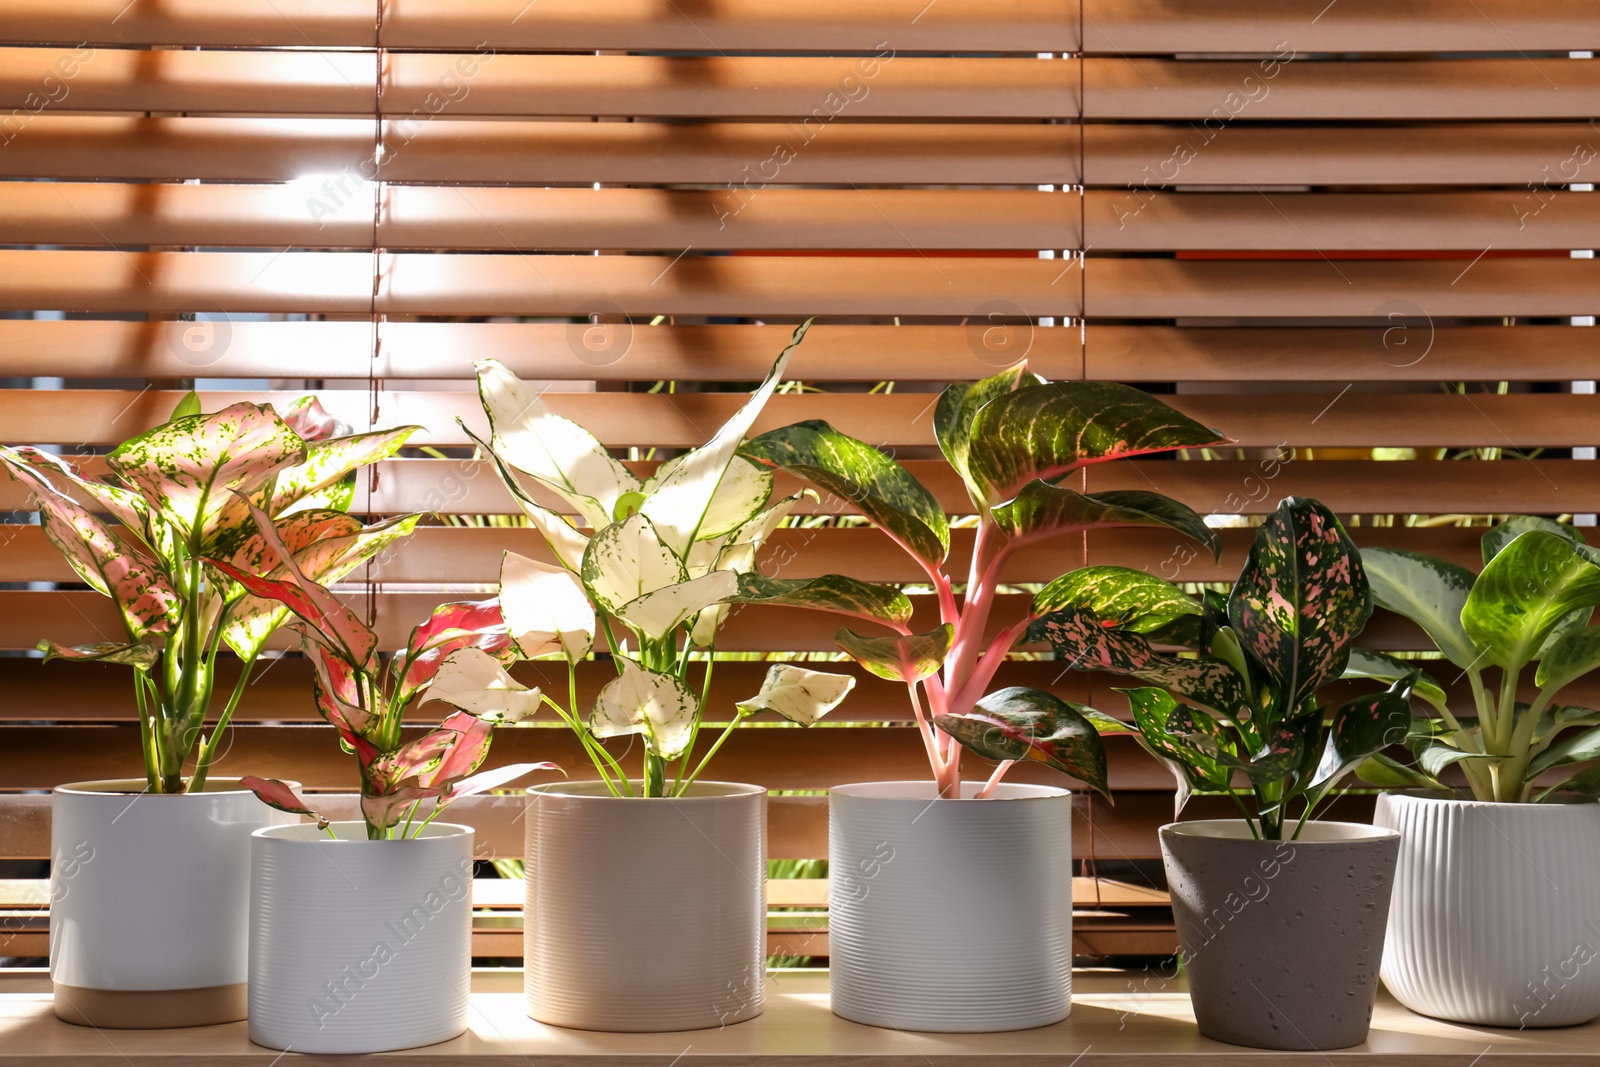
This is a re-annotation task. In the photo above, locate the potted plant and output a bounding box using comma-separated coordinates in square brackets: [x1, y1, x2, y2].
[210, 497, 556, 1053]
[468, 322, 858, 1031]
[1358, 517, 1600, 1027]
[1034, 496, 1414, 1050]
[2, 394, 417, 1028]
[736, 365, 1227, 1032]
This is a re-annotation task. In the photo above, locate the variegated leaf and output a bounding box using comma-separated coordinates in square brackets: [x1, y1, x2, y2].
[1307, 674, 1415, 801]
[361, 787, 435, 834]
[934, 686, 1111, 799]
[645, 454, 774, 545]
[1030, 607, 1247, 714]
[461, 420, 590, 570]
[589, 659, 700, 759]
[741, 420, 949, 565]
[1361, 547, 1481, 670]
[934, 364, 1030, 511]
[38, 640, 160, 671]
[499, 551, 595, 663]
[734, 572, 913, 628]
[280, 396, 351, 442]
[991, 481, 1219, 560]
[1482, 515, 1580, 565]
[639, 321, 806, 554]
[1228, 497, 1371, 710]
[1, 446, 149, 533]
[1032, 566, 1201, 634]
[1536, 626, 1600, 696]
[241, 777, 323, 822]
[736, 663, 856, 725]
[397, 598, 515, 699]
[474, 358, 640, 529]
[1342, 647, 1447, 710]
[444, 761, 561, 805]
[424, 647, 544, 722]
[965, 380, 1228, 507]
[1463, 531, 1600, 672]
[106, 401, 306, 555]
[308, 641, 376, 738]
[835, 624, 954, 683]
[581, 511, 686, 614]
[1118, 686, 1231, 814]
[615, 570, 739, 641]
[271, 424, 421, 515]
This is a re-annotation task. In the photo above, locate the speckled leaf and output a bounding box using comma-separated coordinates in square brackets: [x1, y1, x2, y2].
[935, 686, 1111, 799]
[241, 777, 323, 822]
[38, 640, 160, 671]
[581, 511, 687, 615]
[424, 647, 544, 723]
[398, 598, 515, 699]
[1119, 686, 1231, 813]
[1032, 566, 1201, 634]
[475, 357, 640, 529]
[1482, 515, 1580, 565]
[589, 659, 700, 759]
[1, 446, 150, 534]
[461, 421, 590, 570]
[107, 402, 306, 555]
[1360, 547, 1481, 670]
[271, 424, 420, 516]
[616, 570, 739, 641]
[737, 664, 857, 725]
[992, 482, 1219, 560]
[934, 364, 1029, 510]
[645, 454, 773, 543]
[965, 380, 1228, 506]
[1307, 674, 1416, 800]
[1462, 531, 1600, 671]
[1355, 752, 1445, 792]
[1030, 607, 1246, 715]
[1228, 497, 1371, 710]
[835, 624, 954, 683]
[733, 573, 914, 628]
[639, 321, 806, 554]
[1216, 724, 1305, 785]
[280, 396, 351, 442]
[741, 420, 949, 565]
[500, 551, 595, 664]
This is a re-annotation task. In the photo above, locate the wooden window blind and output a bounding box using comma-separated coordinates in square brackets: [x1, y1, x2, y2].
[0, 1, 1595, 959]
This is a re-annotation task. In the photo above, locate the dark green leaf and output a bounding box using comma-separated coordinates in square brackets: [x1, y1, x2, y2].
[1215, 724, 1304, 786]
[1119, 686, 1232, 808]
[1483, 516, 1579, 566]
[1031, 566, 1200, 634]
[1030, 607, 1247, 714]
[1343, 647, 1448, 710]
[835, 624, 954, 683]
[1529, 724, 1600, 777]
[934, 365, 1029, 511]
[1418, 741, 1495, 778]
[1461, 531, 1600, 672]
[1355, 752, 1446, 791]
[741, 420, 949, 565]
[1361, 547, 1481, 670]
[934, 686, 1110, 799]
[991, 482, 1219, 559]
[1228, 497, 1372, 709]
[964, 380, 1227, 507]
[1534, 764, 1600, 801]
[1535, 626, 1600, 695]
[734, 573, 913, 628]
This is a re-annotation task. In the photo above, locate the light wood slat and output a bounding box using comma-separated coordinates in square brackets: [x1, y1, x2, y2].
[0, 50, 1074, 120]
[0, 117, 1079, 184]
[1082, 123, 1600, 187]
[0, 724, 1177, 794]
[0, 183, 1079, 252]
[0, 0, 1078, 52]
[1083, 58, 1600, 121]
[1085, 193, 1600, 253]
[1086, 326, 1599, 382]
[2, 456, 1582, 519]
[0, 251, 1079, 318]
[1081, 0, 1600, 54]
[1086, 258, 1600, 320]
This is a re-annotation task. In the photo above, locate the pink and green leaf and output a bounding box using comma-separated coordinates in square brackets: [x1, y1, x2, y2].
[280, 396, 352, 442]
[38, 639, 160, 671]
[397, 598, 515, 699]
[241, 776, 324, 823]
[934, 686, 1111, 799]
[933, 364, 1031, 512]
[270, 424, 421, 515]
[443, 761, 561, 805]
[1030, 607, 1247, 715]
[835, 623, 954, 683]
[991, 482, 1219, 560]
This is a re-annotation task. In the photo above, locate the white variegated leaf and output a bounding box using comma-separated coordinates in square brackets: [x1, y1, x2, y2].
[588, 659, 700, 759]
[423, 647, 543, 723]
[737, 664, 856, 725]
[646, 454, 774, 547]
[581, 512, 686, 614]
[500, 551, 595, 663]
[616, 570, 739, 641]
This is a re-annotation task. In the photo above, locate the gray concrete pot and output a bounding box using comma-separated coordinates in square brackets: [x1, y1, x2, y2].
[1160, 819, 1400, 1051]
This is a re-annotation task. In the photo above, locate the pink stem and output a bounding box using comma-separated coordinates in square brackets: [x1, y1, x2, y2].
[975, 759, 1017, 800]
[906, 681, 945, 778]
[953, 617, 1034, 713]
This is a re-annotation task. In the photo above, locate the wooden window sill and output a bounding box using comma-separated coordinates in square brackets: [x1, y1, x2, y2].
[0, 970, 1593, 1064]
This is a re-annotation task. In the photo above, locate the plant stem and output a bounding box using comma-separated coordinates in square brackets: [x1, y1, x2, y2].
[133, 669, 159, 793]
[974, 759, 1015, 799]
[189, 654, 257, 794]
[677, 711, 749, 794]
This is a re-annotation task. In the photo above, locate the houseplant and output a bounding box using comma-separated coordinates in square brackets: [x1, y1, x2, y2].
[1358, 517, 1600, 1026]
[737, 364, 1227, 1031]
[3, 394, 417, 1028]
[468, 321, 859, 1030]
[210, 497, 556, 1053]
[1035, 496, 1413, 1050]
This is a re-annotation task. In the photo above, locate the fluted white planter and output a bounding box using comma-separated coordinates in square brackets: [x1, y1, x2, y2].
[1375, 792, 1600, 1027]
[524, 781, 766, 1031]
[828, 781, 1073, 1033]
[49, 778, 285, 1028]
[247, 822, 474, 1054]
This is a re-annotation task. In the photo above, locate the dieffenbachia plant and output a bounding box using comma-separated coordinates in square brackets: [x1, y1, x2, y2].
[465, 322, 858, 798]
[1034, 497, 1418, 840]
[736, 364, 1230, 800]
[1356, 517, 1600, 803]
[211, 498, 556, 839]
[0, 394, 418, 794]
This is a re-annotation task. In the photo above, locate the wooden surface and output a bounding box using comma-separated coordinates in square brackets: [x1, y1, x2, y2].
[0, 969, 1595, 1064]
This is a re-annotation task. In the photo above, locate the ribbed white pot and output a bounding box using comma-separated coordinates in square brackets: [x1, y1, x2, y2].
[828, 781, 1073, 1033]
[1375, 793, 1600, 1027]
[49, 778, 286, 1029]
[247, 822, 474, 1054]
[524, 781, 767, 1031]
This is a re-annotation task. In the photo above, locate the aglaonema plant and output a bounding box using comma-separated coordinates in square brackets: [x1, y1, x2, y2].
[465, 321, 859, 798]
[734, 363, 1231, 800]
[1033, 496, 1418, 840]
[209, 498, 557, 839]
[1357, 517, 1600, 803]
[0, 394, 419, 794]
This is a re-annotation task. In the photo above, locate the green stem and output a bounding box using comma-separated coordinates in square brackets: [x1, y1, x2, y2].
[190, 654, 257, 794]
[675, 649, 717, 793]
[676, 711, 750, 795]
[133, 669, 159, 793]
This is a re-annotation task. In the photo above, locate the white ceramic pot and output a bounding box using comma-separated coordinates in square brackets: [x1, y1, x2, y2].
[49, 778, 286, 1028]
[828, 781, 1073, 1033]
[247, 822, 474, 1054]
[524, 781, 766, 1031]
[1375, 792, 1600, 1027]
